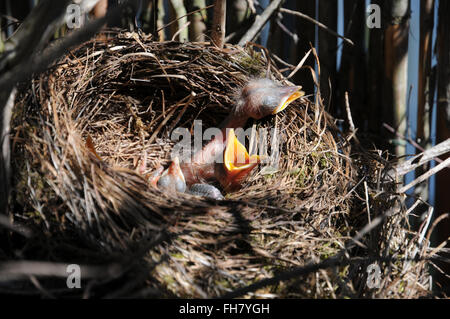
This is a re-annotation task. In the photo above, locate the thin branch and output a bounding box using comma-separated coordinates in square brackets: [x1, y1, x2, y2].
[383, 123, 439, 161]
[220, 251, 436, 299]
[403, 207, 434, 274]
[156, 4, 214, 35]
[0, 213, 32, 238]
[399, 156, 450, 193]
[0, 0, 71, 72]
[171, 21, 191, 41]
[394, 138, 450, 176]
[345, 92, 356, 133]
[279, 7, 354, 46]
[286, 48, 311, 79]
[0, 88, 16, 215]
[0, 0, 141, 90]
[238, 0, 283, 46]
[275, 16, 298, 44]
[344, 92, 360, 144]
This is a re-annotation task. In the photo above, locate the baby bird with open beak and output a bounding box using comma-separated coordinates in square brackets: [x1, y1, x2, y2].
[214, 128, 261, 192]
[151, 78, 304, 199]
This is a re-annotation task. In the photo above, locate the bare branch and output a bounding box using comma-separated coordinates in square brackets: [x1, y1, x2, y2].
[0, 88, 16, 215]
[399, 156, 450, 193]
[156, 4, 214, 36]
[0, 0, 71, 72]
[238, 0, 283, 46]
[0, 214, 32, 238]
[280, 7, 354, 46]
[345, 92, 356, 133]
[395, 138, 450, 176]
[286, 48, 311, 80]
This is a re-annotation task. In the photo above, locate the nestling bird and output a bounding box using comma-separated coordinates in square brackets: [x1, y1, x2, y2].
[151, 78, 304, 199]
[156, 157, 186, 193]
[214, 128, 261, 191]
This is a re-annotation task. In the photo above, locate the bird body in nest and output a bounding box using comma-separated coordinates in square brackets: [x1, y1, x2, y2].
[152, 78, 304, 199]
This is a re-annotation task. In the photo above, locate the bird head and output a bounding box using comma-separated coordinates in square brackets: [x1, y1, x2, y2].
[156, 156, 187, 193]
[148, 165, 164, 188]
[216, 128, 262, 191]
[236, 79, 304, 120]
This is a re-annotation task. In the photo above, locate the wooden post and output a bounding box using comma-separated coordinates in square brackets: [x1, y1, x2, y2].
[211, 0, 226, 48]
[417, 0, 434, 151]
[187, 0, 207, 42]
[435, 0, 450, 295]
[383, 0, 410, 158]
[227, 0, 251, 44]
[170, 0, 188, 41]
[338, 0, 367, 129]
[157, 0, 165, 41]
[318, 0, 337, 109]
[414, 0, 434, 220]
[294, 0, 316, 96]
[368, 0, 385, 147]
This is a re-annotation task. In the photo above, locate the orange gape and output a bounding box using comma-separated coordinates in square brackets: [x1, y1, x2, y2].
[215, 129, 261, 191]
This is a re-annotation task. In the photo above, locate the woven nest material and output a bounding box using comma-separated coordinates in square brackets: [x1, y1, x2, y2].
[8, 30, 430, 298]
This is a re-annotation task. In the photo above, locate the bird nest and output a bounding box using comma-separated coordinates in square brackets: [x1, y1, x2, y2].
[7, 30, 430, 298]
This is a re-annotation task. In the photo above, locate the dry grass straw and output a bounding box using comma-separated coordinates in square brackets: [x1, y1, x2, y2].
[6, 30, 433, 298]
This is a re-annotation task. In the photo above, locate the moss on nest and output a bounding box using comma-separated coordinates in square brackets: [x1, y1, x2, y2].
[6, 30, 431, 298]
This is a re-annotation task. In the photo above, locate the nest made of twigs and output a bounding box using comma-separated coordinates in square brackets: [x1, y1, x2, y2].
[7, 30, 431, 298]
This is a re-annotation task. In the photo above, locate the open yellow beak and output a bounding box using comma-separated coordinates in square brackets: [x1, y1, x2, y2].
[224, 129, 261, 172]
[272, 87, 305, 114]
